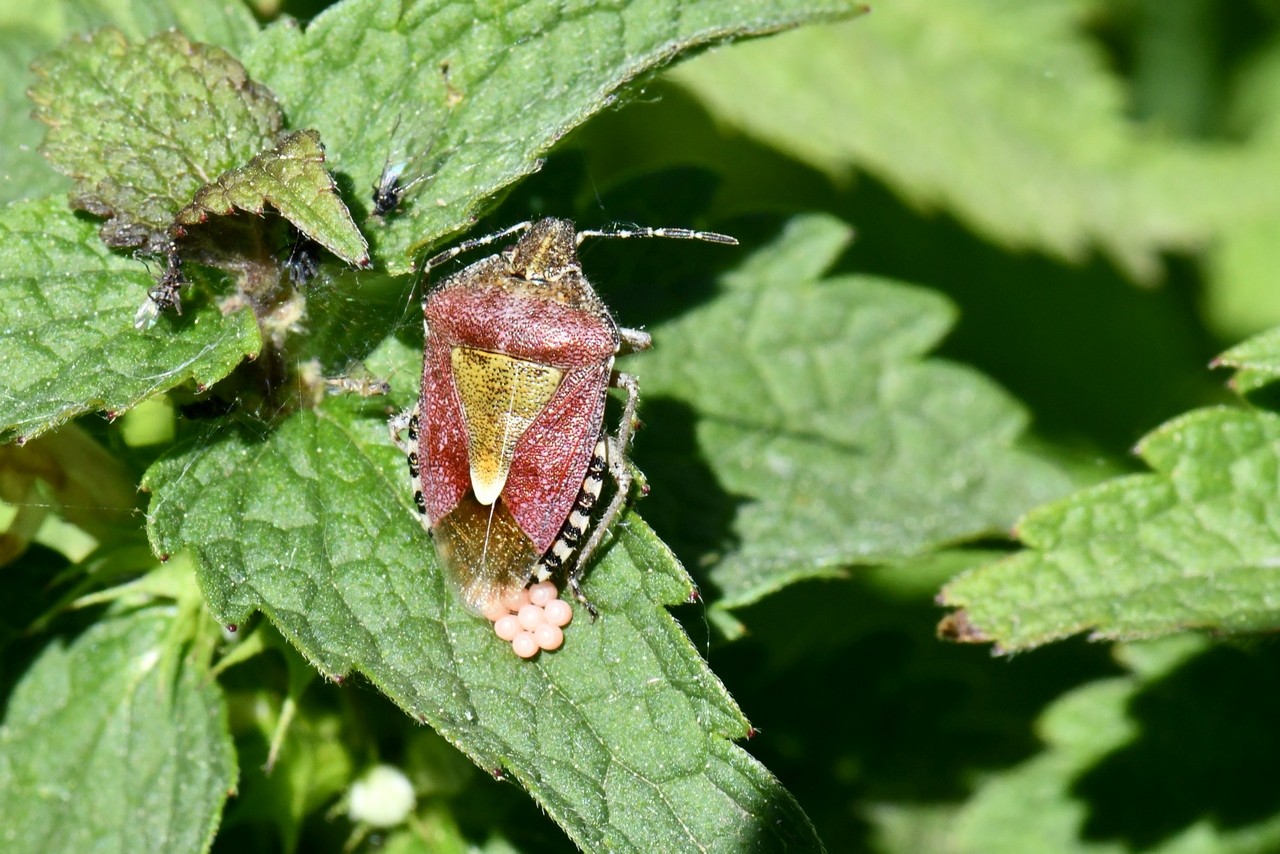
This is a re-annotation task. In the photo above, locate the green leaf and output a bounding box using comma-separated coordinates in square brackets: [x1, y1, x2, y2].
[0, 0, 259, 49]
[30, 27, 283, 252]
[1201, 38, 1280, 340]
[634, 214, 1072, 610]
[0, 2, 259, 207]
[955, 675, 1140, 854]
[177, 129, 369, 267]
[0, 26, 71, 206]
[0, 603, 237, 854]
[952, 637, 1280, 853]
[1214, 325, 1280, 392]
[1203, 206, 1280, 341]
[670, 2, 1203, 282]
[141, 387, 822, 851]
[0, 197, 261, 443]
[940, 407, 1280, 652]
[241, 0, 864, 273]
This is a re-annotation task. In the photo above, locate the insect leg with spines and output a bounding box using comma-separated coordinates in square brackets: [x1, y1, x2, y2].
[542, 226, 735, 613]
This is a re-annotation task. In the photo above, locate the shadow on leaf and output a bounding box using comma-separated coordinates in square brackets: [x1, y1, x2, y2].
[1073, 643, 1280, 848]
[628, 395, 747, 585]
[717, 570, 1121, 851]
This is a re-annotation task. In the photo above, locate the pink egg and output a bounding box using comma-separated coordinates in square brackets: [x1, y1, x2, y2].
[501, 586, 531, 611]
[493, 614, 521, 641]
[543, 599, 572, 627]
[529, 581, 558, 607]
[512, 632, 539, 659]
[481, 600, 511, 622]
[517, 603, 545, 631]
[534, 623, 564, 651]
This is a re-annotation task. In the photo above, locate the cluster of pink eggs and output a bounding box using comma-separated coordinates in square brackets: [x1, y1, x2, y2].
[480, 581, 573, 658]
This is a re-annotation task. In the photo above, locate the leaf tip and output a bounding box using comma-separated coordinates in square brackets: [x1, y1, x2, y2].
[936, 609, 990, 645]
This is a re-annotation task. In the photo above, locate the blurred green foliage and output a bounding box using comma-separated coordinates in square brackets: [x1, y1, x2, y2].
[5, 1, 1280, 852]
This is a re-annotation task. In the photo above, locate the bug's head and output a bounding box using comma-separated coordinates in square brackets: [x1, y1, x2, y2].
[506, 218, 580, 283]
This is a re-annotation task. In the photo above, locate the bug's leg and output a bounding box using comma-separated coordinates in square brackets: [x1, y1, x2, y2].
[567, 370, 644, 617]
[538, 438, 607, 619]
[610, 370, 643, 465]
[618, 326, 652, 356]
[388, 403, 419, 453]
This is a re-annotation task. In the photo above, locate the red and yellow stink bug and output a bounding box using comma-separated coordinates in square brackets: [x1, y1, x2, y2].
[392, 218, 735, 647]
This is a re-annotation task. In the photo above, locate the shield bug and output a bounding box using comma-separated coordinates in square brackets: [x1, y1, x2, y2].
[392, 218, 735, 645]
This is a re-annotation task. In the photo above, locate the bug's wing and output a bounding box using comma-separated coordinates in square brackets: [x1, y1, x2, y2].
[503, 363, 611, 553]
[422, 341, 577, 614]
[418, 339, 472, 525]
[433, 493, 542, 614]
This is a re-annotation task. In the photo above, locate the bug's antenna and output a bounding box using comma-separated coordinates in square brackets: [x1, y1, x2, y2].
[575, 224, 738, 247]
